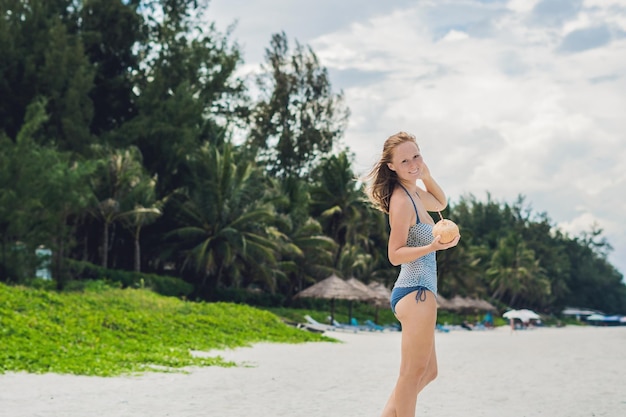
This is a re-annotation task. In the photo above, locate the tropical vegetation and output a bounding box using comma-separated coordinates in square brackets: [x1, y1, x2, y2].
[0, 282, 329, 376]
[1, 0, 625, 316]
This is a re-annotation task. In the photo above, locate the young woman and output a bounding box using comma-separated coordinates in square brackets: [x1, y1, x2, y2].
[365, 132, 460, 417]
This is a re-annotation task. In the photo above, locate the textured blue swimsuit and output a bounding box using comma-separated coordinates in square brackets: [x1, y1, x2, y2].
[389, 185, 438, 314]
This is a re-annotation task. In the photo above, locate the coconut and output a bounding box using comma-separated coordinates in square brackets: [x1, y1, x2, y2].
[432, 212, 460, 244]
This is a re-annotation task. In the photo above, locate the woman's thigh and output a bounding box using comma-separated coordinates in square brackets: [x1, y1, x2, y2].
[394, 291, 437, 373]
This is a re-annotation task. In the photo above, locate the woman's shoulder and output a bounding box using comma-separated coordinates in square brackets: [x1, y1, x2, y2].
[389, 185, 407, 203]
[389, 187, 416, 216]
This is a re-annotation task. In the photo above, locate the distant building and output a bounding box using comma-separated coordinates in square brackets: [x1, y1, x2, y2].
[561, 307, 604, 321]
[35, 247, 52, 280]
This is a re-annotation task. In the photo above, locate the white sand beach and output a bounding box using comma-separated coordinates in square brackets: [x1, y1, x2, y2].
[1, 325, 625, 417]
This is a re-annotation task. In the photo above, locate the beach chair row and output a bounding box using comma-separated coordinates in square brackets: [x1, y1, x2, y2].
[302, 315, 399, 333]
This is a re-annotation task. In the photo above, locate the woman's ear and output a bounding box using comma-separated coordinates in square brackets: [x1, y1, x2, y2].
[387, 162, 396, 172]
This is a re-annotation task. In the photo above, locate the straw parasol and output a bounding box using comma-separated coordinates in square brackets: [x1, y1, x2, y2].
[346, 278, 379, 302]
[436, 294, 453, 310]
[445, 295, 473, 311]
[472, 298, 497, 311]
[294, 274, 370, 323]
[367, 281, 393, 323]
[345, 278, 382, 321]
[441, 295, 496, 312]
[368, 281, 392, 306]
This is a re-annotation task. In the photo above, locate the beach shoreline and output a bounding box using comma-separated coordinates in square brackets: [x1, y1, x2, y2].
[1, 325, 625, 417]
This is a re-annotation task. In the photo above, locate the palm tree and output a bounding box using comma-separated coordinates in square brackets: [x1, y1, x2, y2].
[275, 216, 337, 296]
[91, 146, 147, 268]
[118, 175, 164, 272]
[336, 243, 373, 279]
[268, 176, 337, 296]
[310, 151, 372, 267]
[436, 242, 486, 297]
[166, 144, 279, 292]
[486, 232, 549, 306]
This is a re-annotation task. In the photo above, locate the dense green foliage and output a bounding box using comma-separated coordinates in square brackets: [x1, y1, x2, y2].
[66, 259, 194, 297]
[0, 282, 329, 376]
[0, 0, 624, 315]
[441, 195, 626, 313]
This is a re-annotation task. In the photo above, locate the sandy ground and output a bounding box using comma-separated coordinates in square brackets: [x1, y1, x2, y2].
[1, 325, 625, 417]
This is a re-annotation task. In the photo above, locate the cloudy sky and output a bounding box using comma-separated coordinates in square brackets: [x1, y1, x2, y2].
[207, 0, 626, 277]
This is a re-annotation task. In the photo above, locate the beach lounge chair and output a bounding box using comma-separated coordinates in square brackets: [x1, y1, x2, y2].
[436, 324, 450, 333]
[303, 315, 335, 333]
[349, 318, 372, 331]
[331, 319, 360, 333]
[365, 319, 385, 332]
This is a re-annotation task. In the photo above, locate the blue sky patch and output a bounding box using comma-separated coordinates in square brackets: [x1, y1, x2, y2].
[558, 25, 612, 53]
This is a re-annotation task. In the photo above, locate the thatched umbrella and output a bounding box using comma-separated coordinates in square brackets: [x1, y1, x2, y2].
[444, 295, 496, 312]
[436, 294, 453, 310]
[472, 298, 496, 311]
[346, 278, 380, 321]
[441, 295, 473, 312]
[367, 281, 393, 323]
[347, 278, 379, 301]
[368, 281, 392, 306]
[294, 274, 369, 323]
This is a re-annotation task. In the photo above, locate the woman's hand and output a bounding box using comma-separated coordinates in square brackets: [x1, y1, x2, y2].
[418, 160, 432, 180]
[430, 234, 461, 251]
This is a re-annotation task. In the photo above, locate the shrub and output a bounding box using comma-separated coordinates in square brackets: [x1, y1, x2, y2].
[66, 260, 193, 297]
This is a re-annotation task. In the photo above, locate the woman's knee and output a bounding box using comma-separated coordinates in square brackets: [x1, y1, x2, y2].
[413, 363, 437, 392]
[399, 359, 430, 381]
[415, 354, 438, 387]
[424, 363, 438, 384]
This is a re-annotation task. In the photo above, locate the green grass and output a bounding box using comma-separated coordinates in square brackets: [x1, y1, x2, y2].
[0, 283, 331, 376]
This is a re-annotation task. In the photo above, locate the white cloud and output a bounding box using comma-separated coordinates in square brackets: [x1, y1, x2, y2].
[507, 0, 542, 13]
[557, 211, 616, 238]
[208, 0, 626, 277]
[584, 0, 626, 7]
[441, 29, 470, 42]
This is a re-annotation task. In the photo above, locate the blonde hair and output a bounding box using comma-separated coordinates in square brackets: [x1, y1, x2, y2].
[364, 131, 419, 214]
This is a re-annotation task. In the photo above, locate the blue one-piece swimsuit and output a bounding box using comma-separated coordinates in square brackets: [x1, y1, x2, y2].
[389, 185, 438, 314]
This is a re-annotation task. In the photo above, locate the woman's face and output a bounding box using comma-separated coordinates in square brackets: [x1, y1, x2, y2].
[387, 141, 423, 181]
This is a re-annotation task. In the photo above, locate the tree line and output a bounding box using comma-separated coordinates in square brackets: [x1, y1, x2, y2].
[1, 0, 624, 314]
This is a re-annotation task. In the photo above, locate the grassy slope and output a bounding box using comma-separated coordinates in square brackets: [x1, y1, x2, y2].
[0, 283, 331, 376]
